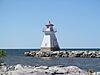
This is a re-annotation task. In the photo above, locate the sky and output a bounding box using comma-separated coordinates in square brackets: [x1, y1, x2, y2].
[0, 0, 100, 49]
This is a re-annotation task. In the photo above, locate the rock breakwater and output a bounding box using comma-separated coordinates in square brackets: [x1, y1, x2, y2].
[24, 51, 100, 58]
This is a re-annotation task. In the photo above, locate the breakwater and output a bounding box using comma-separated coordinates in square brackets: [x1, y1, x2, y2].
[24, 51, 100, 58]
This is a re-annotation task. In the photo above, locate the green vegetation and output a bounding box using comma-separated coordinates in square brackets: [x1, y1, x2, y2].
[0, 49, 6, 57]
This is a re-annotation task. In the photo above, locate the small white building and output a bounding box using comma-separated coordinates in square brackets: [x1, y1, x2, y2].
[41, 21, 60, 51]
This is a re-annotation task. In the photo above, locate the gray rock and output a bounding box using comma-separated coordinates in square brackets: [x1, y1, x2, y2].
[14, 64, 23, 70]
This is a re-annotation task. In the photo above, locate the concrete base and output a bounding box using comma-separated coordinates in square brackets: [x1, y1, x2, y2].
[40, 47, 60, 52]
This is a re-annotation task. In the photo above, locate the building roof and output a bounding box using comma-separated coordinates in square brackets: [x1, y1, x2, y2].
[46, 21, 54, 26]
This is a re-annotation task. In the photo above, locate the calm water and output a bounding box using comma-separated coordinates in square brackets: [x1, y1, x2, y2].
[2, 49, 100, 71]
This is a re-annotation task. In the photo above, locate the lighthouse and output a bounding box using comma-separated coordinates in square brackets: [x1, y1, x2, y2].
[41, 21, 60, 51]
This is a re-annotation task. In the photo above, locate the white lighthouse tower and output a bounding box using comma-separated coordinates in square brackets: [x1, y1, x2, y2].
[41, 21, 60, 51]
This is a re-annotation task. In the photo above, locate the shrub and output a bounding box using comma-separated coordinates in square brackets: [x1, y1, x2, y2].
[0, 49, 6, 57]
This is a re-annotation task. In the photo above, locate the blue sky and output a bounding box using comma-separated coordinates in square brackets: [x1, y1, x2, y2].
[0, 0, 100, 49]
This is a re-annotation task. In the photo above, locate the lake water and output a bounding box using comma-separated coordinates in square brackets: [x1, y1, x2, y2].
[2, 49, 100, 71]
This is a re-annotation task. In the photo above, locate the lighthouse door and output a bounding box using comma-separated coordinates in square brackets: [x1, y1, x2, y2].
[45, 43, 48, 46]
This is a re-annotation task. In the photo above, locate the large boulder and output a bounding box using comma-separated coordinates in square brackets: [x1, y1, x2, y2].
[14, 64, 23, 70]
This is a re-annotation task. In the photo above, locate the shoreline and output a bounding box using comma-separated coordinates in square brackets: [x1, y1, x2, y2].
[0, 64, 100, 75]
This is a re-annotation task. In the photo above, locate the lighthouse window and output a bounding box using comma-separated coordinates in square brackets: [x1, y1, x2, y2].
[45, 43, 47, 46]
[47, 26, 49, 28]
[50, 28, 53, 31]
